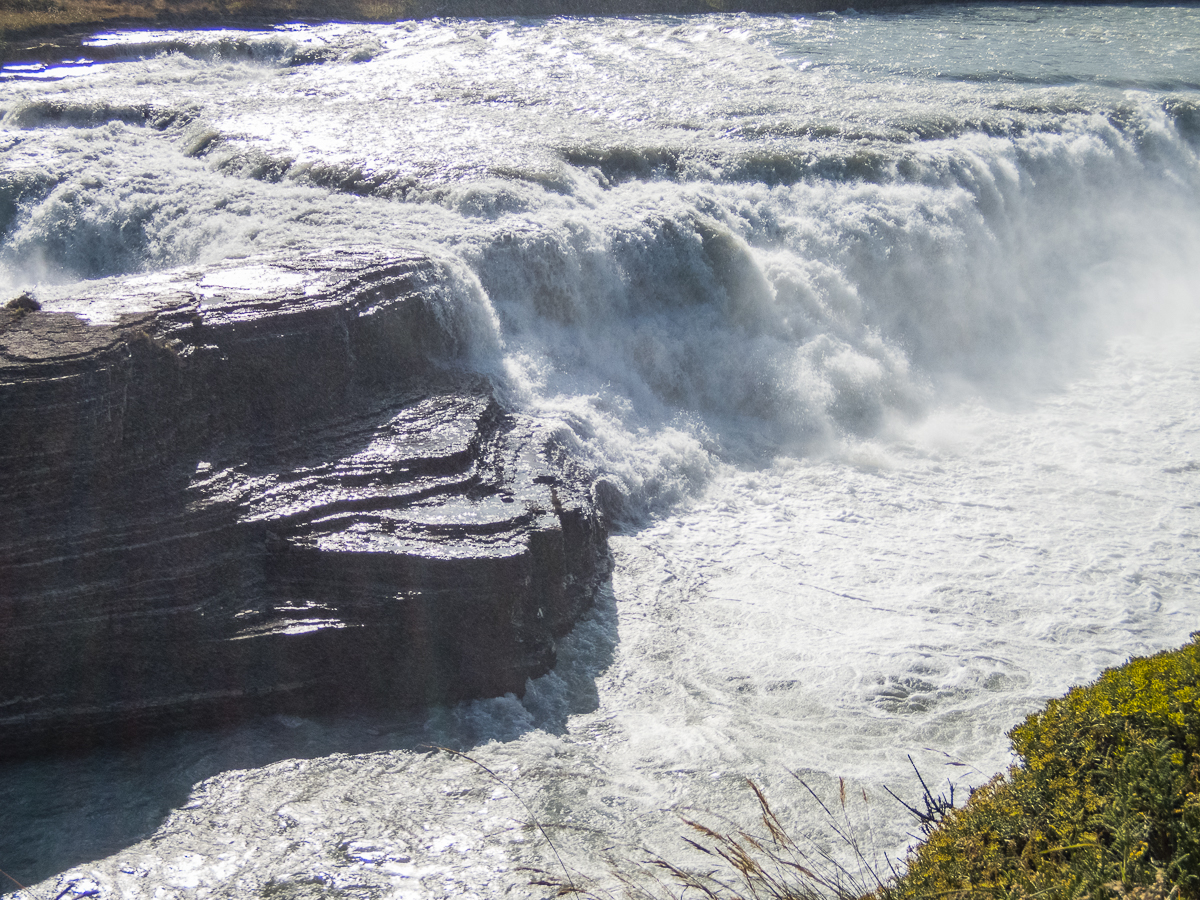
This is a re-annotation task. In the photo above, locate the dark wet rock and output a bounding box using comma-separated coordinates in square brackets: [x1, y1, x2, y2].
[4, 291, 39, 313]
[0, 249, 610, 759]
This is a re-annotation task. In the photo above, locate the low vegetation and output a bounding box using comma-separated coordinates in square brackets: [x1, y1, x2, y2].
[544, 634, 1200, 900]
[890, 632, 1200, 900]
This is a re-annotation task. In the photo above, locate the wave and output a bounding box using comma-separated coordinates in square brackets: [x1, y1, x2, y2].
[938, 71, 1200, 94]
[1, 100, 192, 130]
[75, 30, 382, 67]
[184, 95, 1200, 201]
[459, 101, 1200, 512]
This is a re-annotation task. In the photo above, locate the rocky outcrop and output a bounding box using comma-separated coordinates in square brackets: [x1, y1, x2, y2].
[0, 250, 610, 759]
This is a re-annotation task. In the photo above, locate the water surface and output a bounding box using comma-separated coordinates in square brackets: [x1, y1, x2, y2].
[2, 4, 1199, 895]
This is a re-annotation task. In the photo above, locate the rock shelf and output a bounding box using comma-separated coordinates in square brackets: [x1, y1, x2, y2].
[0, 249, 610, 758]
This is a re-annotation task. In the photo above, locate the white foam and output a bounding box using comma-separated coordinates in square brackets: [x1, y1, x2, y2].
[4, 7, 1200, 895]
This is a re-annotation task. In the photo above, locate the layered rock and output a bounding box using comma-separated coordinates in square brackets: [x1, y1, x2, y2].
[0, 250, 610, 759]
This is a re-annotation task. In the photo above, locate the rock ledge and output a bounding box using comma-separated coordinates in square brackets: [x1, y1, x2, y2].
[0, 250, 610, 758]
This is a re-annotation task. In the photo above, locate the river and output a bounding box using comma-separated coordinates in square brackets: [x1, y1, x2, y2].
[2, 4, 1199, 896]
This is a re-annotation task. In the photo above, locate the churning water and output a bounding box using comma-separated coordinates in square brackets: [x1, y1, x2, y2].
[2, 4, 1199, 896]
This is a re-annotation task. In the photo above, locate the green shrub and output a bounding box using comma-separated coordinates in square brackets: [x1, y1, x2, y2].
[886, 633, 1200, 900]
[532, 637, 1200, 900]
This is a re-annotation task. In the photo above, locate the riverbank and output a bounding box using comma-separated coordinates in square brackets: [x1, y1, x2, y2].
[5, 0, 1190, 67]
[5, 0, 1023, 64]
[3, 5, 1198, 896]
[597, 634, 1200, 899]
[1, 0, 901, 64]
[885, 633, 1200, 898]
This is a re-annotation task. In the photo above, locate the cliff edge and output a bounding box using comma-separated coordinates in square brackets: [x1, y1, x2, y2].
[0, 249, 611, 758]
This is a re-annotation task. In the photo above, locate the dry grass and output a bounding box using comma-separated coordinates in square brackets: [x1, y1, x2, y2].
[532, 776, 898, 900]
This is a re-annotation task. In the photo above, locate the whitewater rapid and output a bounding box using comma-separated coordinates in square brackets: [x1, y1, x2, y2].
[2, 3, 1199, 896]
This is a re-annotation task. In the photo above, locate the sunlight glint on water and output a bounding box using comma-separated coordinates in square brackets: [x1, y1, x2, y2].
[1, 4, 1199, 895]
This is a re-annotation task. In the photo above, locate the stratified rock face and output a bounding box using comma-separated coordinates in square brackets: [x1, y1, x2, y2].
[0, 250, 610, 759]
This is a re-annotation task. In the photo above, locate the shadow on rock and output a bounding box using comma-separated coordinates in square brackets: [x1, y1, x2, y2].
[0, 581, 618, 887]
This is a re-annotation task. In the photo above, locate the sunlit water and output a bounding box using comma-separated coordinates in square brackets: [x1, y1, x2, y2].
[2, 4, 1199, 896]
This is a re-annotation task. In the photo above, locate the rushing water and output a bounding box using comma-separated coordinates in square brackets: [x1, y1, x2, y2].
[3, 3, 1200, 896]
